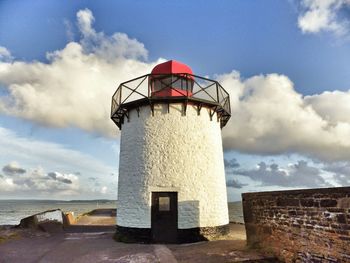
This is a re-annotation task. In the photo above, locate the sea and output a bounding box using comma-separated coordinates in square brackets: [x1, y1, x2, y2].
[0, 200, 244, 225]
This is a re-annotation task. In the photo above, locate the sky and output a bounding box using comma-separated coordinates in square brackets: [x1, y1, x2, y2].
[0, 0, 350, 201]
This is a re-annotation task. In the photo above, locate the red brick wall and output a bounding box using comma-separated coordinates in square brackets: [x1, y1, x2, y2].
[242, 187, 350, 262]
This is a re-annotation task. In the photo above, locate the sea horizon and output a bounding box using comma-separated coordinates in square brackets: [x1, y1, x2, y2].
[0, 200, 243, 225]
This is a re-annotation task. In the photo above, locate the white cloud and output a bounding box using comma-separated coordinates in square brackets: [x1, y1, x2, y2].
[63, 19, 74, 42]
[0, 8, 160, 137]
[220, 72, 350, 162]
[0, 126, 117, 198]
[76, 8, 148, 62]
[77, 8, 95, 38]
[323, 162, 350, 185]
[0, 8, 350, 164]
[297, 0, 350, 35]
[305, 90, 350, 123]
[0, 46, 13, 62]
[101, 186, 108, 194]
[0, 177, 21, 192]
[230, 159, 331, 188]
[0, 158, 118, 198]
[0, 126, 116, 175]
[226, 178, 247, 188]
[0, 162, 80, 197]
[2, 161, 26, 175]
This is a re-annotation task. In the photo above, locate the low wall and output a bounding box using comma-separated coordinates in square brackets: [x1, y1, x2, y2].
[242, 187, 350, 262]
[19, 209, 65, 233]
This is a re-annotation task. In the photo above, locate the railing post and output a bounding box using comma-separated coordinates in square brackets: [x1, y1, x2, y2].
[216, 83, 219, 103]
[120, 85, 122, 105]
[148, 75, 150, 98]
[186, 74, 188, 95]
[111, 97, 114, 116]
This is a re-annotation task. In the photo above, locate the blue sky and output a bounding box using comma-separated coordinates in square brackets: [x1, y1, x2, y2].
[0, 0, 350, 200]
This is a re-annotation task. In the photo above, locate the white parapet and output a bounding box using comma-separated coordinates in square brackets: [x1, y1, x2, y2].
[35, 210, 63, 224]
[118, 103, 229, 229]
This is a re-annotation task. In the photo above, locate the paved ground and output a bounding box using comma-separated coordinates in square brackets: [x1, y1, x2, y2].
[0, 231, 277, 262]
[0, 209, 279, 263]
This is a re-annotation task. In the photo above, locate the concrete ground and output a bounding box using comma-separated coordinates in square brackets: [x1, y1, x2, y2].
[0, 209, 278, 263]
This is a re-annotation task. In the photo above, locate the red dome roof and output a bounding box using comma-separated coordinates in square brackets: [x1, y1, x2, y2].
[151, 60, 193, 75]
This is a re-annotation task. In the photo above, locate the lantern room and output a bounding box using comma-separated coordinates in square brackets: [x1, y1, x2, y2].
[150, 60, 194, 97]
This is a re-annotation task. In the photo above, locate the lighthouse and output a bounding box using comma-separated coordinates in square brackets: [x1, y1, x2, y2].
[111, 60, 231, 243]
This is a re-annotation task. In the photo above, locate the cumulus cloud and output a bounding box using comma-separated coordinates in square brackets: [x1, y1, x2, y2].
[219, 72, 350, 162]
[333, 173, 350, 185]
[226, 178, 247, 188]
[0, 8, 159, 137]
[77, 8, 95, 38]
[305, 90, 350, 124]
[0, 126, 117, 199]
[48, 172, 73, 184]
[0, 126, 116, 176]
[0, 46, 13, 62]
[0, 162, 116, 198]
[323, 162, 350, 185]
[297, 0, 350, 35]
[224, 158, 240, 169]
[101, 186, 107, 194]
[231, 159, 330, 188]
[76, 8, 148, 62]
[1, 8, 350, 164]
[2, 162, 26, 176]
[63, 19, 74, 42]
[0, 163, 80, 196]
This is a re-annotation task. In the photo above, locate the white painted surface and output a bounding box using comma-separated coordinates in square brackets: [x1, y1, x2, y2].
[117, 103, 229, 229]
[35, 210, 63, 223]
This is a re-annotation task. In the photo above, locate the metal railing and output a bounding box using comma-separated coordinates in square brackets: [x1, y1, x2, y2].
[111, 73, 231, 129]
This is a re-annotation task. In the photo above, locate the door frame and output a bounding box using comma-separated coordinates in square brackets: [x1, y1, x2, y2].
[151, 191, 178, 243]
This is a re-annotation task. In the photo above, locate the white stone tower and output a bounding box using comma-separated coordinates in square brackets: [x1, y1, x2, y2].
[111, 60, 231, 243]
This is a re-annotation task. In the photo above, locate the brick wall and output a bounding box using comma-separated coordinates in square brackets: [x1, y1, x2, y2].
[242, 187, 350, 262]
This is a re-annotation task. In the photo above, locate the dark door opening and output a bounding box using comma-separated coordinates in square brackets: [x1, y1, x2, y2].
[151, 192, 178, 243]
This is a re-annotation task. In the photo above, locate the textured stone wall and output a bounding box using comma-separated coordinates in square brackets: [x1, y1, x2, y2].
[118, 103, 229, 229]
[242, 187, 350, 262]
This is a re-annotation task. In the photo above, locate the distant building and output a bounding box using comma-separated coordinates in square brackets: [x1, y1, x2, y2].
[111, 60, 231, 243]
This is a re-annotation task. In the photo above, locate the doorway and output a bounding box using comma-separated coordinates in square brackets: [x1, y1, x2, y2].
[151, 192, 178, 243]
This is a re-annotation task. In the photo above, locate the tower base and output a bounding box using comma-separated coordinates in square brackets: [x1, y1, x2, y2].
[114, 224, 230, 244]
